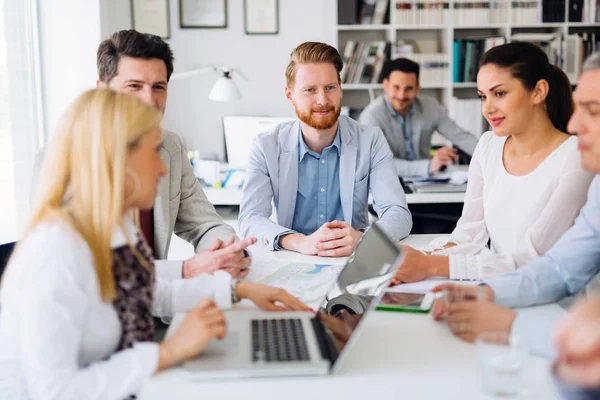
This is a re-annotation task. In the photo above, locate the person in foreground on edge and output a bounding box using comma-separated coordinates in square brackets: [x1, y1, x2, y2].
[0, 89, 308, 400]
[553, 296, 600, 399]
[391, 42, 593, 285]
[238, 42, 412, 257]
[430, 51, 600, 359]
[31, 30, 253, 281]
[358, 57, 479, 178]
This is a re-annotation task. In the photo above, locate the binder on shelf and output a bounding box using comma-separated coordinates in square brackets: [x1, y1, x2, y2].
[359, 0, 377, 24]
[338, 0, 360, 24]
[453, 36, 505, 83]
[372, 0, 390, 24]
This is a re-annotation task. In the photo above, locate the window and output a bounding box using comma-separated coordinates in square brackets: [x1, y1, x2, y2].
[0, 0, 43, 243]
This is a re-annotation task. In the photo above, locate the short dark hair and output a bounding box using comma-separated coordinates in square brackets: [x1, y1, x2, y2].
[479, 41, 573, 133]
[380, 58, 420, 82]
[97, 30, 175, 83]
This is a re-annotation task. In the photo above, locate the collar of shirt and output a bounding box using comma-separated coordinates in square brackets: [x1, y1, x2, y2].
[298, 125, 341, 162]
[111, 216, 140, 249]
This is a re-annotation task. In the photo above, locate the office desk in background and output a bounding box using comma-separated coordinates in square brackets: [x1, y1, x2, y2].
[143, 238, 559, 400]
[203, 187, 466, 206]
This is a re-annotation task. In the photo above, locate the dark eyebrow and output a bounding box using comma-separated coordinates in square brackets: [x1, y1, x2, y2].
[124, 79, 168, 86]
[577, 100, 600, 107]
[477, 84, 505, 93]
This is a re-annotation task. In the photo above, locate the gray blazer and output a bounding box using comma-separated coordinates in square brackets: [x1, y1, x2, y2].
[32, 130, 236, 260]
[359, 95, 479, 177]
[238, 115, 412, 250]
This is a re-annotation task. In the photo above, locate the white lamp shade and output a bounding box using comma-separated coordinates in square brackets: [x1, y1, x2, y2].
[208, 76, 241, 102]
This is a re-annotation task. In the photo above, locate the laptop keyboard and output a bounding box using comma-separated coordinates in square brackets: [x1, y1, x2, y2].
[251, 318, 310, 363]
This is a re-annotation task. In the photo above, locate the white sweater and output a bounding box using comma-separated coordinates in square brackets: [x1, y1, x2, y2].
[0, 218, 233, 400]
[424, 131, 594, 280]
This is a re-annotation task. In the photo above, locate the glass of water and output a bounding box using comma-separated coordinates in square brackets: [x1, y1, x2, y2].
[476, 332, 527, 397]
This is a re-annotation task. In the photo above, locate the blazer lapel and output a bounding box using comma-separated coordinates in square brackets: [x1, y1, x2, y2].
[154, 147, 171, 259]
[339, 117, 357, 225]
[277, 122, 299, 228]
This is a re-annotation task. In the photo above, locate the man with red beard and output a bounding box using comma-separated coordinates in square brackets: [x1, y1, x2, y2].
[238, 42, 412, 257]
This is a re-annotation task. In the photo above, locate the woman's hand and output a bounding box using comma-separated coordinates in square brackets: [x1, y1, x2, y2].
[157, 299, 226, 372]
[236, 281, 311, 311]
[392, 246, 442, 284]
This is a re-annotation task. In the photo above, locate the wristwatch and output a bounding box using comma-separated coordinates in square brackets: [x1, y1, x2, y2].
[231, 279, 240, 304]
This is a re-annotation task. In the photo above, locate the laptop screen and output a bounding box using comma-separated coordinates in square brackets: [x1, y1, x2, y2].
[316, 223, 403, 365]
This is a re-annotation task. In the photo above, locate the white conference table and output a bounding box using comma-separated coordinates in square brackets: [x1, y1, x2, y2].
[204, 187, 465, 206]
[140, 235, 559, 399]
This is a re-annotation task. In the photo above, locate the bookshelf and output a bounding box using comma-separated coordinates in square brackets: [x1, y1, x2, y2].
[336, 0, 600, 137]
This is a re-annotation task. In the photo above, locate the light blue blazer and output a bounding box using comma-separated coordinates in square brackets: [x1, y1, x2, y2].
[238, 115, 412, 250]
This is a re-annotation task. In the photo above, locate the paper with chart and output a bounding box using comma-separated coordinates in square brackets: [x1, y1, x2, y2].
[256, 262, 343, 304]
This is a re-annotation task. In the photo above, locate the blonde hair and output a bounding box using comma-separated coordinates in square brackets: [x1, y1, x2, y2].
[285, 42, 344, 87]
[27, 88, 162, 301]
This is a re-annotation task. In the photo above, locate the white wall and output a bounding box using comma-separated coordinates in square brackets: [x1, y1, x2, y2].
[38, 0, 102, 139]
[101, 0, 337, 160]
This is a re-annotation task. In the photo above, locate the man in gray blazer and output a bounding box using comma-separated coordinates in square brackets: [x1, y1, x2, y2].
[359, 58, 479, 178]
[32, 30, 253, 279]
[239, 42, 412, 257]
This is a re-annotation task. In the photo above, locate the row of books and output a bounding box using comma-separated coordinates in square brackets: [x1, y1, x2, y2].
[564, 32, 600, 79]
[516, 0, 597, 23]
[394, 0, 509, 25]
[448, 97, 487, 137]
[511, 1, 539, 24]
[510, 0, 599, 23]
[569, 0, 600, 22]
[511, 33, 562, 65]
[403, 53, 450, 85]
[338, 0, 390, 24]
[341, 41, 391, 84]
[395, 1, 450, 25]
[452, 37, 506, 83]
[453, 0, 508, 25]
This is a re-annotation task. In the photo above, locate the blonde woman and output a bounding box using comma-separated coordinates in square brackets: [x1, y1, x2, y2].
[0, 88, 308, 399]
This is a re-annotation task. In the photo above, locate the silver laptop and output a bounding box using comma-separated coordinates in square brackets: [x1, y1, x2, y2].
[173, 223, 404, 379]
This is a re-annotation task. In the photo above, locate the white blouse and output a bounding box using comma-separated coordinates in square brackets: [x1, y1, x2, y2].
[424, 131, 594, 280]
[0, 218, 233, 400]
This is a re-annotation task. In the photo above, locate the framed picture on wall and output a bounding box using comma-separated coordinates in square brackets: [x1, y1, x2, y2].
[244, 0, 279, 35]
[179, 0, 227, 28]
[131, 0, 171, 39]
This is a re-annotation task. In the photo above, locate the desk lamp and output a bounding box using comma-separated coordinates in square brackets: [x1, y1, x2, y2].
[170, 65, 242, 101]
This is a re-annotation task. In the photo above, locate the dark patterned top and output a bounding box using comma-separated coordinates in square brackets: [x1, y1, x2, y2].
[112, 235, 155, 399]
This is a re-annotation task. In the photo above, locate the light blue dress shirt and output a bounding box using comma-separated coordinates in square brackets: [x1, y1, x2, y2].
[274, 127, 344, 248]
[486, 175, 600, 358]
[384, 96, 416, 161]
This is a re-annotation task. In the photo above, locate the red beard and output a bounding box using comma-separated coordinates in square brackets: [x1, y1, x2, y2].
[294, 104, 341, 130]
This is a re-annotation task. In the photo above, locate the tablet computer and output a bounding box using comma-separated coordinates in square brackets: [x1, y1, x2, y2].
[375, 291, 435, 313]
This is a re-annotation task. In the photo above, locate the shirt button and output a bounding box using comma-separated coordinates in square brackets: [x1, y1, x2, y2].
[320, 214, 324, 219]
[321, 159, 326, 164]
[320, 188, 325, 192]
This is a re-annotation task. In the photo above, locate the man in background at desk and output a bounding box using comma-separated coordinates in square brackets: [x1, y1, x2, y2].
[359, 58, 479, 178]
[32, 30, 253, 280]
[239, 42, 412, 257]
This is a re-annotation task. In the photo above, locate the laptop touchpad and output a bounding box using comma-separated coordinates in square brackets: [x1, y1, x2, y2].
[200, 331, 240, 358]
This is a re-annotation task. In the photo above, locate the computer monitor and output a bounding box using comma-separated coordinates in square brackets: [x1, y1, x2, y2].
[223, 116, 294, 169]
